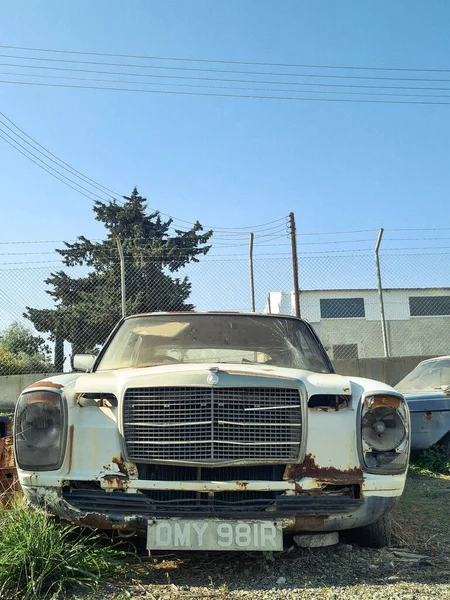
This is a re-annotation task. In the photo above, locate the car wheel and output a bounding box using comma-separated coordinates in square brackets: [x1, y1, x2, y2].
[349, 514, 392, 548]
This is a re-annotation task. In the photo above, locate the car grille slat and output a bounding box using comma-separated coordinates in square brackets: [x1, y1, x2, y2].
[123, 387, 302, 462]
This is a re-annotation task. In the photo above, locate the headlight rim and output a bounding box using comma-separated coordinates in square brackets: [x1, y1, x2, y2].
[14, 388, 68, 472]
[357, 390, 410, 475]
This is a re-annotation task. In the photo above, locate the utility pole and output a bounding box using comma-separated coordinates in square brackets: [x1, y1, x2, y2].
[289, 212, 301, 318]
[116, 238, 126, 318]
[249, 232, 255, 312]
[375, 228, 390, 357]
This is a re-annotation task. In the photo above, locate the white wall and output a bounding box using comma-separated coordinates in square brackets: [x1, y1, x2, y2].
[0, 373, 60, 410]
[266, 289, 450, 359]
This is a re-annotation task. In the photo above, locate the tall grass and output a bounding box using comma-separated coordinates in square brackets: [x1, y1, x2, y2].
[0, 498, 136, 600]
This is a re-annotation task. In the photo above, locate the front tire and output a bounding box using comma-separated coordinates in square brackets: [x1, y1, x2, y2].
[350, 514, 392, 548]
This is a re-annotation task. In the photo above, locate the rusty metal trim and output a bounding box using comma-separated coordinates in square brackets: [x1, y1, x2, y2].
[100, 479, 296, 492]
[25, 381, 64, 390]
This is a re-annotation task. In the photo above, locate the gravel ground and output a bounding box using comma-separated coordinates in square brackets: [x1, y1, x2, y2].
[76, 471, 450, 600]
[93, 545, 450, 600]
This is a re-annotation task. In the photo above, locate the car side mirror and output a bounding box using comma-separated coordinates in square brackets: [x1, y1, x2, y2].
[73, 354, 96, 372]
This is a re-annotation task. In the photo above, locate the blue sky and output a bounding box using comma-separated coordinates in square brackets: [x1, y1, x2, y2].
[0, 0, 450, 343]
[1, 0, 449, 249]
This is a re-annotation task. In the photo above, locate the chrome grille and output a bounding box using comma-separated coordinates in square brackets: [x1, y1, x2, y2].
[123, 387, 302, 462]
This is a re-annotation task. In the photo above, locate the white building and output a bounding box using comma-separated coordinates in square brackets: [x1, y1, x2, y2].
[266, 288, 450, 359]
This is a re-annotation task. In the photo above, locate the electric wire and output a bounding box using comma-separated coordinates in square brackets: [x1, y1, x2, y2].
[3, 69, 450, 99]
[0, 111, 120, 198]
[0, 112, 289, 233]
[5, 61, 450, 93]
[0, 124, 110, 200]
[2, 44, 450, 74]
[3, 78, 450, 106]
[3, 52, 450, 84]
[0, 130, 98, 200]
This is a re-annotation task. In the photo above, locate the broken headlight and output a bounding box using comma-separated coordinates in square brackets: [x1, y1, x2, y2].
[360, 394, 409, 473]
[14, 390, 67, 471]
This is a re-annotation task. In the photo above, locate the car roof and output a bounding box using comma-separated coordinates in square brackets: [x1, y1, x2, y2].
[124, 311, 306, 321]
[419, 355, 450, 366]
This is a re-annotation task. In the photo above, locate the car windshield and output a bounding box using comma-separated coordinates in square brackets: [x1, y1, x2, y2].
[395, 359, 450, 392]
[95, 314, 332, 373]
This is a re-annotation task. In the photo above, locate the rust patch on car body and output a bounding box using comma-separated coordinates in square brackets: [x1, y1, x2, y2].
[112, 457, 139, 478]
[283, 454, 363, 485]
[236, 480, 249, 490]
[25, 380, 64, 390]
[102, 475, 130, 490]
[79, 512, 119, 530]
[424, 412, 433, 421]
[66, 426, 74, 473]
[294, 515, 327, 530]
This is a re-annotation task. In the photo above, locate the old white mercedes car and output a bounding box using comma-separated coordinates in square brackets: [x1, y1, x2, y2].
[14, 313, 409, 550]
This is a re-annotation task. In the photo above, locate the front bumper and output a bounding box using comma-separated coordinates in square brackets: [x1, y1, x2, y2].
[22, 475, 402, 534]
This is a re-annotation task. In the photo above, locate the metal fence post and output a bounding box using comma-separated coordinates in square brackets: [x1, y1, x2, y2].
[249, 232, 256, 312]
[116, 238, 126, 318]
[375, 228, 390, 357]
[289, 212, 301, 318]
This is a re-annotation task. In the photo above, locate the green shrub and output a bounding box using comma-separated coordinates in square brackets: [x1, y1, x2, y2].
[0, 500, 136, 599]
[410, 445, 450, 475]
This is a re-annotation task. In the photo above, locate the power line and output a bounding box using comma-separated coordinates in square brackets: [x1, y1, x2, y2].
[2, 44, 450, 74]
[0, 130, 98, 200]
[0, 111, 119, 198]
[4, 70, 450, 100]
[0, 111, 289, 232]
[5, 61, 450, 93]
[0, 123, 110, 200]
[0, 116, 117, 200]
[2, 79, 450, 106]
[0, 46, 450, 81]
[389, 227, 450, 232]
[296, 228, 378, 236]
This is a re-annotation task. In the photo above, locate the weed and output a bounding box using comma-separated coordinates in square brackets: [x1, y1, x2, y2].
[0, 498, 136, 600]
[410, 446, 450, 475]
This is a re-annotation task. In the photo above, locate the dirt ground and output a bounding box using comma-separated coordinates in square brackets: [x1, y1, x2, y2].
[87, 470, 450, 600]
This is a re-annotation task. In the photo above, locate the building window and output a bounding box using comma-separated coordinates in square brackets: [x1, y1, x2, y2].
[320, 298, 365, 319]
[332, 344, 359, 360]
[409, 296, 450, 317]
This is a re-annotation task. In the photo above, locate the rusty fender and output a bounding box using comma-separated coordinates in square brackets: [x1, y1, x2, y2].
[22, 485, 148, 532]
[283, 453, 364, 486]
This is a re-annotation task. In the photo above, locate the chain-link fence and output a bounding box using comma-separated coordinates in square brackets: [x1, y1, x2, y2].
[1, 242, 450, 376]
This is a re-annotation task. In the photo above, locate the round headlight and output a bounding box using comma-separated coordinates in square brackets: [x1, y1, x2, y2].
[362, 405, 406, 451]
[14, 390, 67, 471]
[20, 401, 62, 447]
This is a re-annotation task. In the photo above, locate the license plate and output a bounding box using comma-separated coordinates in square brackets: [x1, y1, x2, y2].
[147, 519, 283, 551]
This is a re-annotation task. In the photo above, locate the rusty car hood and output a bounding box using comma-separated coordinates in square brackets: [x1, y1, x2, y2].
[72, 363, 352, 398]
